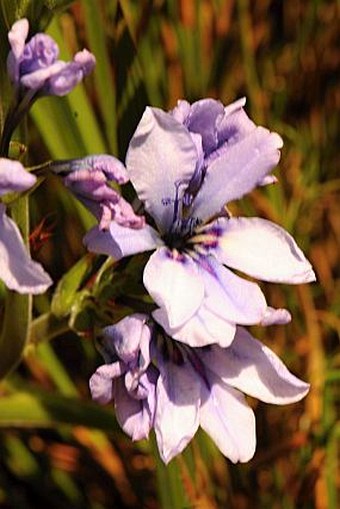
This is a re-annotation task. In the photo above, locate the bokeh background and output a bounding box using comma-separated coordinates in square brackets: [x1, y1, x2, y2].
[0, 1, 339, 508]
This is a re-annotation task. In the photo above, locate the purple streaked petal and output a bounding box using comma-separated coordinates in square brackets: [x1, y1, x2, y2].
[184, 98, 224, 153]
[216, 217, 316, 283]
[143, 247, 205, 328]
[114, 375, 155, 441]
[191, 126, 283, 222]
[0, 158, 36, 195]
[20, 33, 59, 74]
[84, 221, 160, 260]
[198, 326, 310, 404]
[89, 361, 124, 404]
[155, 356, 200, 463]
[153, 303, 236, 348]
[0, 204, 52, 294]
[216, 98, 256, 149]
[199, 375, 256, 463]
[106, 197, 145, 230]
[202, 257, 267, 325]
[126, 107, 198, 233]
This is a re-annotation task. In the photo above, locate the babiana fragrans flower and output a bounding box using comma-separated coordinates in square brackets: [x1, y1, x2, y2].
[1, 18, 96, 157]
[7, 18, 96, 97]
[90, 314, 310, 464]
[0, 158, 52, 293]
[51, 155, 145, 230]
[85, 98, 315, 347]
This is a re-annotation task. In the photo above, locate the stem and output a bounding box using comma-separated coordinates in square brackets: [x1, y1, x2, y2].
[0, 90, 37, 157]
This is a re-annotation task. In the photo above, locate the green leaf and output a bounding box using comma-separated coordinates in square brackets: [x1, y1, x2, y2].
[0, 196, 31, 379]
[51, 254, 95, 318]
[82, 0, 118, 154]
[0, 389, 119, 431]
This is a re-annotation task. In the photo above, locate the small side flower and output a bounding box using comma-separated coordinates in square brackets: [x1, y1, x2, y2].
[0, 158, 52, 294]
[51, 155, 145, 230]
[7, 18, 96, 97]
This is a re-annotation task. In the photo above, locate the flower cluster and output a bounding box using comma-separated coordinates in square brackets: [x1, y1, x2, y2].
[0, 18, 96, 294]
[0, 18, 315, 465]
[81, 97, 315, 463]
[90, 314, 309, 464]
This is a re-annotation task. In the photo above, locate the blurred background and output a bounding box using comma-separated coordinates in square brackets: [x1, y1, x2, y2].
[0, 0, 339, 508]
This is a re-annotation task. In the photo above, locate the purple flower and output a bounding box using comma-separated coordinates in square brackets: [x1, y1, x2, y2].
[0, 158, 52, 293]
[84, 98, 315, 347]
[7, 18, 95, 96]
[90, 314, 309, 464]
[52, 155, 145, 230]
[90, 314, 157, 440]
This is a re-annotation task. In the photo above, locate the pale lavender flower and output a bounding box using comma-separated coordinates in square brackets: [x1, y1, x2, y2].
[51, 155, 145, 230]
[84, 98, 315, 347]
[90, 314, 157, 440]
[0, 158, 52, 293]
[7, 18, 95, 96]
[90, 314, 309, 464]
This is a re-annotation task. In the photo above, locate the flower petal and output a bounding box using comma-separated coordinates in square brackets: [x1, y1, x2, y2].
[260, 306, 291, 326]
[191, 126, 283, 222]
[102, 314, 151, 366]
[143, 247, 205, 328]
[198, 326, 310, 404]
[216, 217, 316, 283]
[89, 361, 124, 404]
[184, 98, 224, 154]
[200, 375, 256, 463]
[84, 221, 160, 260]
[126, 107, 198, 233]
[153, 304, 236, 348]
[0, 158, 36, 195]
[0, 204, 52, 294]
[155, 357, 200, 463]
[114, 376, 155, 441]
[202, 257, 267, 325]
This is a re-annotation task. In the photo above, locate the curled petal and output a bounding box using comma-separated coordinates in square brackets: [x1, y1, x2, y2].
[216, 217, 316, 284]
[0, 204, 52, 294]
[0, 158, 36, 195]
[143, 247, 205, 328]
[89, 361, 124, 404]
[184, 98, 224, 154]
[102, 314, 151, 366]
[200, 375, 256, 463]
[261, 306, 292, 326]
[198, 327, 310, 404]
[114, 375, 156, 441]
